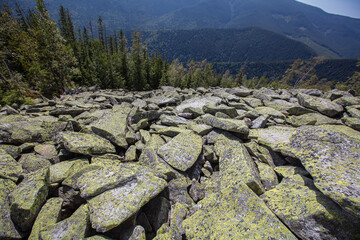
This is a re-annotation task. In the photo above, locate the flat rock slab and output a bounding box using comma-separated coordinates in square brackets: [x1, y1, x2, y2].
[39, 204, 90, 239]
[0, 152, 23, 182]
[262, 179, 360, 240]
[201, 114, 249, 137]
[288, 125, 360, 217]
[10, 168, 49, 232]
[88, 172, 167, 232]
[0, 115, 66, 144]
[157, 132, 202, 172]
[183, 180, 296, 239]
[90, 107, 131, 148]
[287, 113, 341, 127]
[29, 198, 63, 240]
[297, 93, 343, 117]
[0, 179, 23, 239]
[249, 126, 296, 152]
[215, 136, 264, 195]
[75, 163, 148, 198]
[56, 132, 116, 155]
[175, 97, 222, 113]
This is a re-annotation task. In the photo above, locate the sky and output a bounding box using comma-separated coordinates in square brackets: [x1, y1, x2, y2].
[296, 0, 360, 18]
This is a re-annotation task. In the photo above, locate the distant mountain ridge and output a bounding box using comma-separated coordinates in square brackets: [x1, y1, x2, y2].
[141, 28, 317, 62]
[5, 0, 360, 58]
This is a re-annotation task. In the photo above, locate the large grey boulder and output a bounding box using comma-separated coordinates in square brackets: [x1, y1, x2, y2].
[39, 204, 90, 240]
[157, 132, 202, 172]
[0, 151, 23, 182]
[175, 97, 222, 113]
[10, 168, 50, 232]
[28, 198, 64, 240]
[0, 115, 66, 144]
[0, 179, 23, 239]
[297, 93, 344, 117]
[88, 171, 167, 232]
[56, 132, 116, 155]
[201, 114, 249, 137]
[90, 106, 132, 148]
[214, 135, 265, 195]
[262, 177, 360, 240]
[182, 173, 296, 239]
[288, 125, 360, 217]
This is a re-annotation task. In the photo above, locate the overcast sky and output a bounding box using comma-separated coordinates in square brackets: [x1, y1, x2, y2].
[296, 0, 360, 18]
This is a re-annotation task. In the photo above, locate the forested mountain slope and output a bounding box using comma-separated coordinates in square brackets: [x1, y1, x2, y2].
[141, 28, 316, 62]
[5, 0, 360, 58]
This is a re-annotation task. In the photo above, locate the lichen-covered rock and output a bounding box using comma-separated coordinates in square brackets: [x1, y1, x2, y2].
[175, 97, 221, 113]
[274, 166, 310, 178]
[0, 152, 23, 182]
[139, 147, 177, 180]
[0, 144, 20, 158]
[157, 132, 202, 172]
[146, 96, 179, 107]
[90, 107, 132, 148]
[214, 136, 265, 195]
[262, 179, 360, 240]
[253, 106, 286, 119]
[39, 204, 90, 240]
[287, 113, 341, 127]
[50, 159, 89, 184]
[28, 198, 63, 240]
[263, 99, 314, 116]
[56, 132, 116, 155]
[347, 106, 360, 118]
[201, 114, 249, 137]
[343, 117, 360, 131]
[131, 110, 161, 124]
[288, 125, 360, 217]
[256, 161, 279, 190]
[34, 144, 58, 161]
[76, 163, 147, 198]
[62, 165, 102, 189]
[297, 93, 344, 117]
[10, 168, 49, 232]
[167, 177, 194, 206]
[160, 114, 190, 126]
[187, 123, 213, 136]
[88, 171, 167, 232]
[156, 126, 192, 137]
[0, 115, 66, 144]
[333, 96, 360, 106]
[203, 104, 238, 118]
[182, 180, 296, 240]
[19, 153, 51, 173]
[0, 178, 23, 239]
[249, 126, 296, 152]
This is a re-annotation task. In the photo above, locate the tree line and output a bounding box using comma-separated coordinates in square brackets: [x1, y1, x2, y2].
[0, 0, 359, 105]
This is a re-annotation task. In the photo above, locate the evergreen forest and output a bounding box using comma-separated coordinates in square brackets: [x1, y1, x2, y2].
[0, 0, 359, 105]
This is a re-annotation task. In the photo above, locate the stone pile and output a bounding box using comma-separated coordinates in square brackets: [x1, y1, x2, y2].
[0, 86, 360, 240]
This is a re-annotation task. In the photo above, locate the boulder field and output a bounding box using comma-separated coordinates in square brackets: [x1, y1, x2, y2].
[0, 86, 360, 240]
